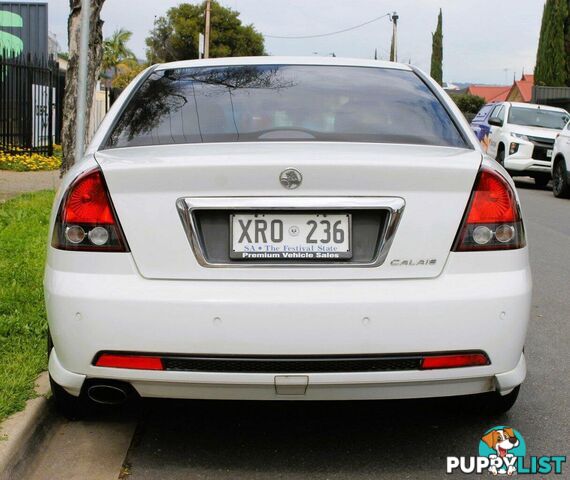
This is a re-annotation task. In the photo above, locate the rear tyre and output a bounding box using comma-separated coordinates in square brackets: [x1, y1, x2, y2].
[483, 385, 520, 415]
[552, 159, 570, 198]
[533, 175, 550, 188]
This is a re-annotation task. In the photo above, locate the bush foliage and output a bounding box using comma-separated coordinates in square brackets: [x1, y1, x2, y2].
[450, 94, 486, 115]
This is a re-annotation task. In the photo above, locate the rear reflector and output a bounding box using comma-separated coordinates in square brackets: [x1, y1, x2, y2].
[420, 353, 489, 370]
[95, 354, 164, 370]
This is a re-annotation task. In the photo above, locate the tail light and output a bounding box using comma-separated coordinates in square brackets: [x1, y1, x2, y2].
[52, 167, 129, 251]
[453, 166, 525, 251]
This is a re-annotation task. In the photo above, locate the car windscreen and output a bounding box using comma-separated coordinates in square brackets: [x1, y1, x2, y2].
[508, 106, 570, 130]
[104, 65, 468, 149]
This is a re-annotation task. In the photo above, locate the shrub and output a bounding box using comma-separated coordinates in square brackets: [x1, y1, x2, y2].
[450, 94, 486, 115]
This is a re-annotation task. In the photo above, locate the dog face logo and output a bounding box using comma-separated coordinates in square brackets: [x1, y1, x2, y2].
[482, 428, 519, 458]
[479, 426, 525, 476]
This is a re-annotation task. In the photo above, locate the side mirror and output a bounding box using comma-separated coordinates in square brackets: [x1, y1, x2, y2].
[488, 117, 503, 127]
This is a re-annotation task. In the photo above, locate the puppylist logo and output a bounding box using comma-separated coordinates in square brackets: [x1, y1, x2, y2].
[447, 426, 566, 475]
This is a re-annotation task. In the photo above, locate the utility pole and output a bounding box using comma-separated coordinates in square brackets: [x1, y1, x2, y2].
[204, 0, 212, 59]
[390, 11, 399, 62]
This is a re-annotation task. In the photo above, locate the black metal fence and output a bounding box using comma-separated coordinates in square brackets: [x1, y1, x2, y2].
[0, 51, 61, 156]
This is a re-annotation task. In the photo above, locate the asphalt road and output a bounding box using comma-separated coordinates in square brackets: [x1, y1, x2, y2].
[24, 180, 570, 480]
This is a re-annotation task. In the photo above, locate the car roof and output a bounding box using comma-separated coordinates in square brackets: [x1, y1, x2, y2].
[154, 56, 413, 72]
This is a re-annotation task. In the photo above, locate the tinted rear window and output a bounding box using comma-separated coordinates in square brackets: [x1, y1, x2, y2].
[105, 65, 468, 149]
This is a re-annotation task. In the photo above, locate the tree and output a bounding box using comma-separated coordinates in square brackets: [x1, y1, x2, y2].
[112, 59, 145, 89]
[61, 0, 105, 174]
[566, 0, 570, 86]
[145, 1, 265, 63]
[535, 0, 568, 86]
[102, 28, 136, 80]
[430, 9, 443, 86]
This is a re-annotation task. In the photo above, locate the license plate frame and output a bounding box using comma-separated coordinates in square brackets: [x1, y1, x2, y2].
[230, 212, 352, 261]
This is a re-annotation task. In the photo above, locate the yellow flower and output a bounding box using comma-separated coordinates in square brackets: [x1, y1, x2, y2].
[0, 147, 61, 172]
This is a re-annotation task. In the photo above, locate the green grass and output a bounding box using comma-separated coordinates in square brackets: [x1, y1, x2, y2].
[0, 191, 55, 422]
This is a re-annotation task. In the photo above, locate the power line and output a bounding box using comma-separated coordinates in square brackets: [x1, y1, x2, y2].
[265, 13, 392, 39]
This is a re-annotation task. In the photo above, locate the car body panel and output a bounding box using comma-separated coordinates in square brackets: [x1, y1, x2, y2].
[45, 246, 531, 399]
[94, 143, 481, 281]
[470, 103, 496, 151]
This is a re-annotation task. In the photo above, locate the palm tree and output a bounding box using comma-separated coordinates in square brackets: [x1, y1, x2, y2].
[102, 28, 136, 82]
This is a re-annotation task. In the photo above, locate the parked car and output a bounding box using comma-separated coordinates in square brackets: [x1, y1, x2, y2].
[552, 121, 570, 198]
[45, 57, 531, 419]
[471, 101, 570, 187]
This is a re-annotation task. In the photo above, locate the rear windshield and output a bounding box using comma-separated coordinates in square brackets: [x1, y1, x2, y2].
[104, 65, 468, 149]
[508, 106, 570, 130]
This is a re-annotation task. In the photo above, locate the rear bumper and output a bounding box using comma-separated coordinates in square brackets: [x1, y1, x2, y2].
[45, 249, 532, 400]
[49, 348, 526, 400]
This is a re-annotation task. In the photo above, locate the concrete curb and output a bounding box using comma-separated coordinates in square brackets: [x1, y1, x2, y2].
[0, 372, 52, 480]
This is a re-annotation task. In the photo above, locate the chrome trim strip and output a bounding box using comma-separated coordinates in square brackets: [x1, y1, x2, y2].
[176, 197, 405, 268]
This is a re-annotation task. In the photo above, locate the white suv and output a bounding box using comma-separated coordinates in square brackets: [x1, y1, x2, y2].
[485, 102, 569, 187]
[552, 121, 570, 198]
[45, 57, 531, 418]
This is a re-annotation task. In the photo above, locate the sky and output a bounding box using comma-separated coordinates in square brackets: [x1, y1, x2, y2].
[42, 0, 544, 85]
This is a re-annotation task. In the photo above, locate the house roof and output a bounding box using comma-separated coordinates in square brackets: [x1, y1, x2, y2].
[508, 74, 535, 102]
[466, 85, 511, 103]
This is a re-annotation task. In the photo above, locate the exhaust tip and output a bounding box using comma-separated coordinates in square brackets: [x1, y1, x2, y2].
[87, 383, 129, 405]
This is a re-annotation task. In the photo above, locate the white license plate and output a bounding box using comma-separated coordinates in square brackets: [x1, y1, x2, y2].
[230, 213, 352, 260]
[547, 149, 553, 158]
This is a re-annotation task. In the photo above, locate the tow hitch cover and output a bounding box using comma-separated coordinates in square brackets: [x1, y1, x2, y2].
[274, 375, 309, 395]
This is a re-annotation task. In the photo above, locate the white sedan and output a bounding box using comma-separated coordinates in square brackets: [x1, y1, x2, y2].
[45, 57, 531, 418]
[552, 122, 570, 198]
